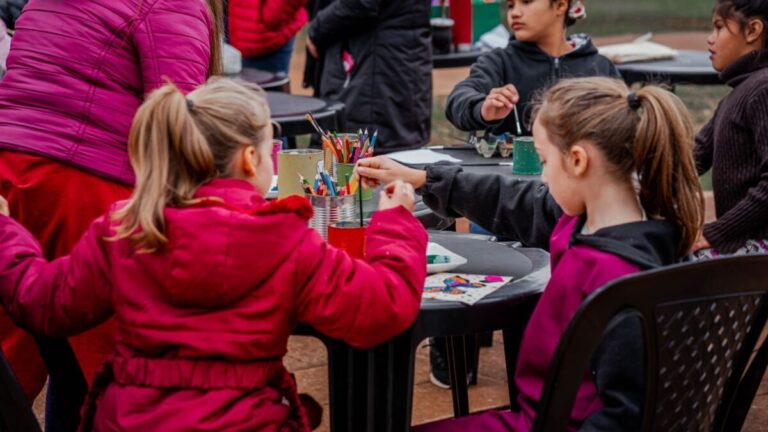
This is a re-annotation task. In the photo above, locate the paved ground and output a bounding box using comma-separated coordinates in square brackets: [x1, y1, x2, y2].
[29, 32, 768, 431]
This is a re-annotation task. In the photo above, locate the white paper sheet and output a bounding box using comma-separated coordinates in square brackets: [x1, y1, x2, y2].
[423, 273, 513, 306]
[598, 36, 678, 64]
[386, 149, 461, 165]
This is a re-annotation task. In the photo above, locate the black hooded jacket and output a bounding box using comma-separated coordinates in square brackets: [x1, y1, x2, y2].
[446, 34, 619, 135]
[420, 163, 683, 431]
[304, 0, 432, 153]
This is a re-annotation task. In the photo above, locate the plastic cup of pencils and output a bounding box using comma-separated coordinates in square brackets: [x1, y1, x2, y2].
[328, 221, 368, 259]
[306, 194, 357, 240]
[336, 163, 373, 200]
[511, 136, 542, 175]
[278, 149, 323, 198]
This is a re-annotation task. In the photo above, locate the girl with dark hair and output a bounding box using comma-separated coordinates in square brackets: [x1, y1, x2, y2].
[693, 0, 768, 257]
[358, 77, 704, 431]
[446, 0, 617, 137]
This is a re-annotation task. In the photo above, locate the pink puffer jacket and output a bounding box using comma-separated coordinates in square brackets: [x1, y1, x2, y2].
[0, 0, 213, 185]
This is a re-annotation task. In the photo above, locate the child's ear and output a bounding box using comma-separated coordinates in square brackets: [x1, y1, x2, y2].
[553, 0, 569, 17]
[241, 146, 260, 177]
[567, 144, 589, 177]
[746, 18, 766, 46]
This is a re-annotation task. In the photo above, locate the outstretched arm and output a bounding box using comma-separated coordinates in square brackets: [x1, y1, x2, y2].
[0, 214, 114, 337]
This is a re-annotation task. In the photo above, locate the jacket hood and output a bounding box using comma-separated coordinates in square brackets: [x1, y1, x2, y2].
[570, 216, 681, 270]
[156, 178, 313, 308]
[511, 33, 598, 59]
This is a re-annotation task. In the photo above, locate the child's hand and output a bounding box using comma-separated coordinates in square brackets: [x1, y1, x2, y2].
[0, 195, 8, 217]
[481, 84, 520, 123]
[378, 180, 415, 212]
[355, 156, 427, 190]
[692, 233, 711, 251]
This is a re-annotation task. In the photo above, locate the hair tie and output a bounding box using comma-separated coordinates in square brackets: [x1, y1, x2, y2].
[186, 98, 194, 111]
[627, 92, 641, 110]
[568, 1, 587, 21]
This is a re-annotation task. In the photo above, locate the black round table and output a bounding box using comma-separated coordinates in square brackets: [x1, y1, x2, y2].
[230, 67, 290, 92]
[412, 145, 539, 178]
[303, 232, 550, 432]
[433, 50, 485, 69]
[266, 92, 345, 138]
[616, 49, 721, 86]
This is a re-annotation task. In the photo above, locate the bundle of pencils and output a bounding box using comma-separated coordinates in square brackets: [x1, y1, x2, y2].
[298, 171, 360, 197]
[305, 113, 377, 165]
[323, 129, 377, 164]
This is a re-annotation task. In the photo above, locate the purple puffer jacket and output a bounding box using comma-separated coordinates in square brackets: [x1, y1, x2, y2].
[0, 0, 212, 185]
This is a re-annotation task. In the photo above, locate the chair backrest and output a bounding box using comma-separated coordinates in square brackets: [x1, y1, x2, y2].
[532, 255, 768, 432]
[0, 349, 41, 432]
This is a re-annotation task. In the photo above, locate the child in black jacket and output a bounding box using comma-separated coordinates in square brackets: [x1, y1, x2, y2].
[447, 0, 618, 136]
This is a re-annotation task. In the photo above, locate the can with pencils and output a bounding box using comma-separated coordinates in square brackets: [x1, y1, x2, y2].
[307, 194, 357, 240]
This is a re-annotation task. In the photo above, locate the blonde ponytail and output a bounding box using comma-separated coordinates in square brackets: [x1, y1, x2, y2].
[112, 78, 271, 252]
[533, 77, 704, 256]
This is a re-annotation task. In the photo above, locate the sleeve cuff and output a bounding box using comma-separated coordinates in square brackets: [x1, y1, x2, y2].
[703, 221, 744, 254]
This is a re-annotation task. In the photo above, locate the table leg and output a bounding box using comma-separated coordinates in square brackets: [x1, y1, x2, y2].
[326, 338, 370, 432]
[446, 335, 470, 417]
[369, 331, 419, 432]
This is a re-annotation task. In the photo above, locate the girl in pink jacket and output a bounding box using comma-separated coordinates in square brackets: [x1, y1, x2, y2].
[0, 78, 428, 431]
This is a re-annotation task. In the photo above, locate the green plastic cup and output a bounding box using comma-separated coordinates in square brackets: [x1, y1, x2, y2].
[512, 136, 542, 175]
[336, 163, 373, 200]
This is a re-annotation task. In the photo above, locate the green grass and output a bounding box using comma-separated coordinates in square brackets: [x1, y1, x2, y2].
[576, 0, 713, 36]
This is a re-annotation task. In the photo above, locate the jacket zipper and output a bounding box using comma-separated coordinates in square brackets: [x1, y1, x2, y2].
[553, 57, 561, 80]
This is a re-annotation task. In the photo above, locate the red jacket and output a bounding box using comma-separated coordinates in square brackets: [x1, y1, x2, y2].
[229, 0, 308, 58]
[0, 178, 427, 431]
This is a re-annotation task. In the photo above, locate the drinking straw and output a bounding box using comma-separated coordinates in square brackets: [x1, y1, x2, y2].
[512, 105, 523, 136]
[358, 176, 363, 227]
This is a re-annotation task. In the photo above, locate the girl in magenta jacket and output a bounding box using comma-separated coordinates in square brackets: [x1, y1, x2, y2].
[0, 78, 428, 431]
[0, 0, 223, 408]
[356, 77, 704, 431]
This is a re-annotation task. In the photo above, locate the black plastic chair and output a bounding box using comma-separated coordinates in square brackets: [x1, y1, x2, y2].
[0, 348, 41, 432]
[533, 255, 768, 432]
